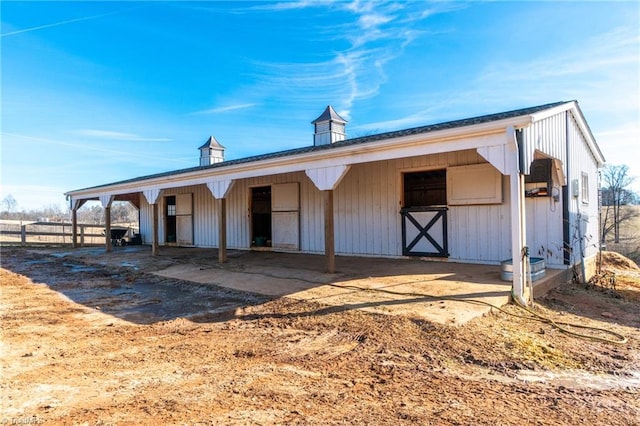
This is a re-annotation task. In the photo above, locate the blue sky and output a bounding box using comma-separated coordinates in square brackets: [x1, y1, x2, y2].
[1, 1, 639, 210]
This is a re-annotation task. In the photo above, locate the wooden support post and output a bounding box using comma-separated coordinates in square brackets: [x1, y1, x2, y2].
[20, 225, 26, 246]
[218, 197, 227, 263]
[72, 209, 78, 248]
[323, 190, 335, 273]
[151, 203, 159, 256]
[80, 225, 85, 247]
[105, 206, 112, 253]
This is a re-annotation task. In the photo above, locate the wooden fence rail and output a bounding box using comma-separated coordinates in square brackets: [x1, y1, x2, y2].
[0, 222, 116, 246]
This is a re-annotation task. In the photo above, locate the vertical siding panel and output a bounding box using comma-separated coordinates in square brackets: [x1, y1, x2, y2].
[139, 195, 152, 245]
[358, 165, 367, 254]
[335, 168, 345, 254]
[448, 207, 458, 259]
[308, 176, 317, 252]
[305, 176, 313, 252]
[315, 175, 324, 253]
[344, 167, 352, 254]
[487, 205, 497, 260]
[372, 163, 382, 255]
[393, 159, 401, 255]
[300, 175, 310, 251]
[194, 186, 202, 246]
[381, 161, 389, 254]
[344, 167, 352, 253]
[567, 112, 599, 261]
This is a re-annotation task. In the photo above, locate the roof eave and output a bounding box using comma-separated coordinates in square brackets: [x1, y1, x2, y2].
[65, 114, 535, 199]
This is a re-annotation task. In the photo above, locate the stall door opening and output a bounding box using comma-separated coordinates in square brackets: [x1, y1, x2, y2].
[401, 170, 449, 257]
[165, 196, 177, 243]
[251, 186, 272, 247]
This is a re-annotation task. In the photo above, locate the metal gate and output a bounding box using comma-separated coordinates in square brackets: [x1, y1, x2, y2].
[401, 207, 448, 257]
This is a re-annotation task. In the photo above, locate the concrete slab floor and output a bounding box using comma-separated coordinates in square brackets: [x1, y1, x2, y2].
[36, 246, 566, 325]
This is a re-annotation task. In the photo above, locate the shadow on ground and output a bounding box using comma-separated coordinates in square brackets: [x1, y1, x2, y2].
[1, 248, 270, 324]
[1, 246, 532, 326]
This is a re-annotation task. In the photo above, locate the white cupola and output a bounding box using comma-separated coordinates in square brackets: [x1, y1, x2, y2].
[198, 136, 225, 166]
[311, 105, 347, 146]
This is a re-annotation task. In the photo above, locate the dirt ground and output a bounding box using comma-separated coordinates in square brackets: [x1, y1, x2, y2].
[1, 248, 639, 425]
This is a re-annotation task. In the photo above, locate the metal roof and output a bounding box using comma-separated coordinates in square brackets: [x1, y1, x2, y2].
[67, 101, 571, 193]
[198, 136, 225, 150]
[311, 105, 348, 124]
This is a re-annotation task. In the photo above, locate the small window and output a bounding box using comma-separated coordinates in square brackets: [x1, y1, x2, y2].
[581, 173, 589, 204]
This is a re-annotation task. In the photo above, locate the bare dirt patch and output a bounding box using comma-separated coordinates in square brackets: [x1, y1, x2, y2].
[591, 251, 640, 302]
[1, 248, 639, 425]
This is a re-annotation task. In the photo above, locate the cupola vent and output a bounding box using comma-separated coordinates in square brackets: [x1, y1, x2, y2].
[198, 136, 225, 166]
[311, 105, 347, 146]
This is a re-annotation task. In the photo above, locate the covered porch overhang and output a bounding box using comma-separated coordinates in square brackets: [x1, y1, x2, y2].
[66, 117, 542, 305]
[67, 193, 142, 252]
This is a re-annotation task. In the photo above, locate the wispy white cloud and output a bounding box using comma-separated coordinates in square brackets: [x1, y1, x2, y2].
[0, 5, 144, 38]
[189, 103, 257, 115]
[246, 1, 328, 11]
[242, 1, 448, 120]
[74, 130, 172, 142]
[357, 24, 639, 134]
[2, 132, 188, 165]
[382, 24, 640, 127]
[478, 26, 638, 88]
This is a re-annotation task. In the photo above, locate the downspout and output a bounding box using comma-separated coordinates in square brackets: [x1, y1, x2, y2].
[509, 127, 529, 306]
[562, 111, 571, 266]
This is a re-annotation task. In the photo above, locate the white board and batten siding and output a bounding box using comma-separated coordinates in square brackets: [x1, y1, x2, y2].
[138, 148, 514, 264]
[140, 185, 218, 247]
[566, 111, 600, 261]
[140, 173, 321, 251]
[521, 110, 601, 266]
[332, 153, 511, 262]
[525, 195, 565, 267]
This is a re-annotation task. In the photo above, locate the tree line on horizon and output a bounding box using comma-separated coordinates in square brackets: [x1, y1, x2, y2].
[0, 196, 138, 225]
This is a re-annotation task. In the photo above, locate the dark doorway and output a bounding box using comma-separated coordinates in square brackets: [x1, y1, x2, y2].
[401, 170, 449, 257]
[403, 169, 447, 207]
[165, 196, 177, 243]
[251, 186, 271, 247]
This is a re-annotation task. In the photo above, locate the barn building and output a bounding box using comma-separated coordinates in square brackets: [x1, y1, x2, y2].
[65, 101, 605, 304]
